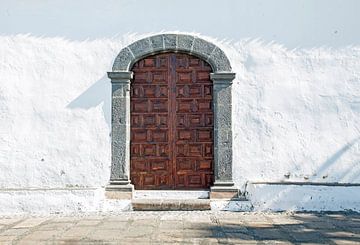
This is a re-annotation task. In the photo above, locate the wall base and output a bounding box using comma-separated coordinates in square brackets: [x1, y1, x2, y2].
[210, 182, 239, 199]
[248, 183, 360, 212]
[105, 190, 132, 200]
[1, 184, 360, 215]
[105, 183, 134, 199]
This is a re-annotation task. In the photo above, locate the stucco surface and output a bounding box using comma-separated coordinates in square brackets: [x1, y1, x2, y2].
[1, 33, 360, 214]
[230, 41, 360, 188]
[248, 184, 360, 212]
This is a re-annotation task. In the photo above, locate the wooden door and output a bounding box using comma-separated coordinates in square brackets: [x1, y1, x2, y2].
[130, 53, 214, 190]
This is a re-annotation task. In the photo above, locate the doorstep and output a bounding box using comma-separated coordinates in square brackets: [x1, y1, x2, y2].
[132, 199, 211, 211]
[133, 190, 209, 200]
[130, 190, 253, 211]
[132, 190, 210, 211]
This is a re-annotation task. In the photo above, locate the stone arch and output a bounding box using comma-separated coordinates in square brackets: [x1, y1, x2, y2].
[112, 34, 232, 72]
[106, 34, 237, 199]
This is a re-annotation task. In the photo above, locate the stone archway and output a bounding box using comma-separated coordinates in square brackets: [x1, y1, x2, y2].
[106, 34, 236, 199]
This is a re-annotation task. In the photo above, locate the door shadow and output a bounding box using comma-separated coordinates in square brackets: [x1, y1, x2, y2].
[66, 74, 111, 129]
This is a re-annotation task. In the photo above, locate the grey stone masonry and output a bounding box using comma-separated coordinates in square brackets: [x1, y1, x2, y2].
[106, 71, 133, 192]
[112, 34, 232, 72]
[109, 34, 236, 198]
[210, 72, 237, 193]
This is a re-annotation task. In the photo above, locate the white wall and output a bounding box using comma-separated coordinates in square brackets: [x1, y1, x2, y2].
[231, 42, 360, 188]
[1, 0, 360, 214]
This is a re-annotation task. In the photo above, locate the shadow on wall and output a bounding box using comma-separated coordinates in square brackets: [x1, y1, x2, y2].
[278, 136, 360, 184]
[67, 74, 111, 129]
[248, 136, 360, 211]
[314, 136, 360, 183]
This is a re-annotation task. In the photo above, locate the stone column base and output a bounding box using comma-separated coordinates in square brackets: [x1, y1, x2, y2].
[210, 182, 238, 199]
[105, 181, 134, 200]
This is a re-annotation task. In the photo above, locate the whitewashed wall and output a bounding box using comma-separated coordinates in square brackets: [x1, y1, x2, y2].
[0, 0, 360, 214]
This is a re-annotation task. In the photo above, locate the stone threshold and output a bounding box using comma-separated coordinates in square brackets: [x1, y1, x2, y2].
[132, 199, 211, 211]
[131, 190, 252, 211]
[131, 198, 253, 211]
[132, 190, 210, 211]
[133, 190, 209, 200]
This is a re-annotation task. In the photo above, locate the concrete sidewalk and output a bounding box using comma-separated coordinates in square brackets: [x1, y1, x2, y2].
[0, 211, 359, 244]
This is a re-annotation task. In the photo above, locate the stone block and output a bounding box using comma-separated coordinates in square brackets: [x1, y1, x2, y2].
[163, 34, 177, 50]
[86, 229, 125, 241]
[111, 141, 127, 170]
[97, 221, 128, 230]
[149, 35, 164, 52]
[214, 88, 232, 107]
[177, 34, 194, 51]
[60, 226, 91, 239]
[159, 221, 183, 230]
[252, 228, 290, 240]
[210, 191, 238, 199]
[37, 222, 72, 231]
[105, 190, 132, 200]
[192, 37, 216, 59]
[0, 218, 22, 225]
[13, 218, 47, 228]
[111, 98, 128, 124]
[20, 230, 59, 241]
[133, 190, 209, 199]
[108, 71, 133, 81]
[289, 231, 325, 242]
[208, 47, 232, 72]
[128, 37, 152, 59]
[131, 199, 210, 211]
[226, 233, 255, 240]
[127, 226, 155, 237]
[112, 47, 134, 71]
[111, 84, 125, 98]
[75, 220, 102, 227]
[1, 228, 29, 236]
[0, 236, 17, 242]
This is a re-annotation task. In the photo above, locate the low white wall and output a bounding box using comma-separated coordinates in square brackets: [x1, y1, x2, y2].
[248, 183, 360, 212]
[0, 188, 131, 216]
[0, 33, 359, 214]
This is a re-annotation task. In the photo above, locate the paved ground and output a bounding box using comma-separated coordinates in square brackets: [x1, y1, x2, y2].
[0, 211, 359, 244]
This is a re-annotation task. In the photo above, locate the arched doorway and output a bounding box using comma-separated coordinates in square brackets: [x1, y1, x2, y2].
[106, 34, 237, 199]
[130, 52, 214, 190]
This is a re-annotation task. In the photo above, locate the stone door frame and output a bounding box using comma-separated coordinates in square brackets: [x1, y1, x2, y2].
[106, 34, 236, 199]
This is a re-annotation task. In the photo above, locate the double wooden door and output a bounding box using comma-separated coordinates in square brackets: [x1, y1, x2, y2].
[130, 53, 214, 189]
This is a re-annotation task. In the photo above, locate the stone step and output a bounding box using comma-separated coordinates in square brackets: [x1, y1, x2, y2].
[133, 190, 209, 200]
[131, 199, 211, 211]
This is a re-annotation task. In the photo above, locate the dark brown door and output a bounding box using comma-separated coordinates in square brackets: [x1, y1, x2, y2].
[130, 53, 214, 190]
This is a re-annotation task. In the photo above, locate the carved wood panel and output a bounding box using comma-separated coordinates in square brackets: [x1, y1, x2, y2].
[130, 53, 214, 189]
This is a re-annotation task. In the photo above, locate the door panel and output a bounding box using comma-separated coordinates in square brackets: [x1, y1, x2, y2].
[130, 53, 214, 190]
